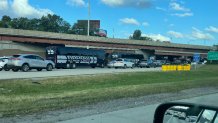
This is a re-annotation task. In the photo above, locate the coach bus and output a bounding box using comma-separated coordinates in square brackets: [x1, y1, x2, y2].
[46, 46, 106, 69]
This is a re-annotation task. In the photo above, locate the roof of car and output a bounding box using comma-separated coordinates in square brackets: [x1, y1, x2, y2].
[0, 56, 11, 58]
[13, 54, 40, 56]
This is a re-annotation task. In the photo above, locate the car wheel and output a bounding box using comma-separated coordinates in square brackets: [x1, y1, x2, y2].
[12, 68, 19, 72]
[124, 64, 127, 69]
[4, 65, 10, 71]
[71, 63, 76, 69]
[46, 64, 53, 71]
[21, 64, 30, 72]
[100, 63, 105, 68]
[37, 68, 42, 71]
[66, 63, 70, 69]
[131, 64, 135, 69]
[0, 68, 2, 71]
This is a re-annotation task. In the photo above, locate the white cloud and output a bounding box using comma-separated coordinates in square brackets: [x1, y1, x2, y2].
[172, 12, 193, 17]
[67, 0, 86, 7]
[12, 0, 53, 18]
[156, 7, 167, 12]
[167, 31, 184, 38]
[101, 0, 151, 8]
[142, 34, 171, 41]
[191, 27, 214, 40]
[142, 22, 149, 27]
[169, 24, 174, 27]
[120, 18, 140, 26]
[205, 26, 218, 33]
[0, 0, 8, 10]
[170, 2, 190, 12]
[0, 0, 53, 18]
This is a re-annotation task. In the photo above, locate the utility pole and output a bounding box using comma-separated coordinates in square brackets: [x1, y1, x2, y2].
[87, 0, 90, 36]
[113, 28, 114, 38]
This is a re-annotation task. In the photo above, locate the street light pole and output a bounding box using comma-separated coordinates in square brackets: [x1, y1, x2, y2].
[87, 0, 90, 36]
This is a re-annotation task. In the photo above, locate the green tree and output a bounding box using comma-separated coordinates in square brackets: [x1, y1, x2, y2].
[11, 17, 31, 30]
[0, 15, 12, 28]
[132, 30, 142, 40]
[141, 36, 154, 41]
[38, 14, 71, 33]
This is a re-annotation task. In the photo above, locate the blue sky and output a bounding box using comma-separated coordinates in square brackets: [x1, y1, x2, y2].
[0, 0, 218, 46]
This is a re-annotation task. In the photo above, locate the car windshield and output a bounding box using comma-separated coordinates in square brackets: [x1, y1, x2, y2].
[12, 55, 20, 58]
[116, 59, 123, 61]
[0, 1, 218, 123]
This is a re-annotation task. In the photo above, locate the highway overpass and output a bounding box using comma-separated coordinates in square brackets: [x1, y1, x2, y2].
[0, 28, 213, 59]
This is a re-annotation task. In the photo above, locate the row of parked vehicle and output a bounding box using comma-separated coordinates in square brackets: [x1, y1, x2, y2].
[0, 54, 55, 72]
[0, 55, 162, 72]
[107, 58, 164, 69]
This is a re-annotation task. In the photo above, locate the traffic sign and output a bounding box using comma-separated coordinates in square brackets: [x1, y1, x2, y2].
[208, 51, 218, 60]
[193, 53, 200, 62]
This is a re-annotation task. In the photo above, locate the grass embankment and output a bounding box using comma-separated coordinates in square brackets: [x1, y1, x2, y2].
[0, 65, 218, 117]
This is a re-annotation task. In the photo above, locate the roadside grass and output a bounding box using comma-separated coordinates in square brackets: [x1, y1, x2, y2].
[0, 65, 218, 117]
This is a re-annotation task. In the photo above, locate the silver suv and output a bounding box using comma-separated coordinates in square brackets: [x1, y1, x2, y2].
[0, 56, 10, 71]
[7, 54, 55, 72]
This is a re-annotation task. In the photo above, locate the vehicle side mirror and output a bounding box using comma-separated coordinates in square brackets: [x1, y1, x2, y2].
[153, 102, 218, 123]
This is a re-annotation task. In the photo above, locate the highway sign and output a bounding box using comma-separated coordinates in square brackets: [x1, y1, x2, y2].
[193, 53, 200, 62]
[208, 51, 218, 60]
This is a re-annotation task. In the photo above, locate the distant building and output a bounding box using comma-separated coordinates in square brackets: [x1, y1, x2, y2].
[75, 20, 107, 37]
[77, 20, 100, 30]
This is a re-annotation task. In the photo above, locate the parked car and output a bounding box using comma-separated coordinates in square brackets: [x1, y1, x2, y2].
[153, 60, 164, 67]
[138, 59, 156, 68]
[138, 60, 148, 68]
[0, 56, 10, 71]
[107, 60, 116, 68]
[113, 58, 134, 69]
[7, 54, 55, 72]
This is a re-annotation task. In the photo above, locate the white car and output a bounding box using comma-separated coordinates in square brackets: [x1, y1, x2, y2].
[113, 58, 135, 69]
[107, 60, 116, 68]
[0, 56, 10, 71]
[7, 54, 55, 72]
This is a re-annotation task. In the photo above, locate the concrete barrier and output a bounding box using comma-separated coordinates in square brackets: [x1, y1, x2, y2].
[162, 64, 191, 71]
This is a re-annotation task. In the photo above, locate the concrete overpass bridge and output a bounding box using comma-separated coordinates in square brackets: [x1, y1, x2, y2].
[0, 28, 213, 59]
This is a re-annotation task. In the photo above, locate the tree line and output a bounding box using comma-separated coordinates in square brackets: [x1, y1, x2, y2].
[0, 14, 92, 35]
[0, 14, 154, 40]
[129, 29, 154, 41]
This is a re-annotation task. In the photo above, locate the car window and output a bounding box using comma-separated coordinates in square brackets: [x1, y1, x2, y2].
[24, 55, 36, 59]
[12, 55, 20, 58]
[35, 56, 44, 61]
[116, 59, 123, 61]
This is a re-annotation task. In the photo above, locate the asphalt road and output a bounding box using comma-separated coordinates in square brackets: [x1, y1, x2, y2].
[0, 67, 161, 80]
[58, 93, 218, 123]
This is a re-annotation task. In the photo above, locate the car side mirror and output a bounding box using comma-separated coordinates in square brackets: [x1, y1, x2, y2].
[153, 102, 218, 123]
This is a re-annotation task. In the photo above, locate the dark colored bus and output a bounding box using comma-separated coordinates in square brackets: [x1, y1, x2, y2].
[46, 46, 105, 69]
